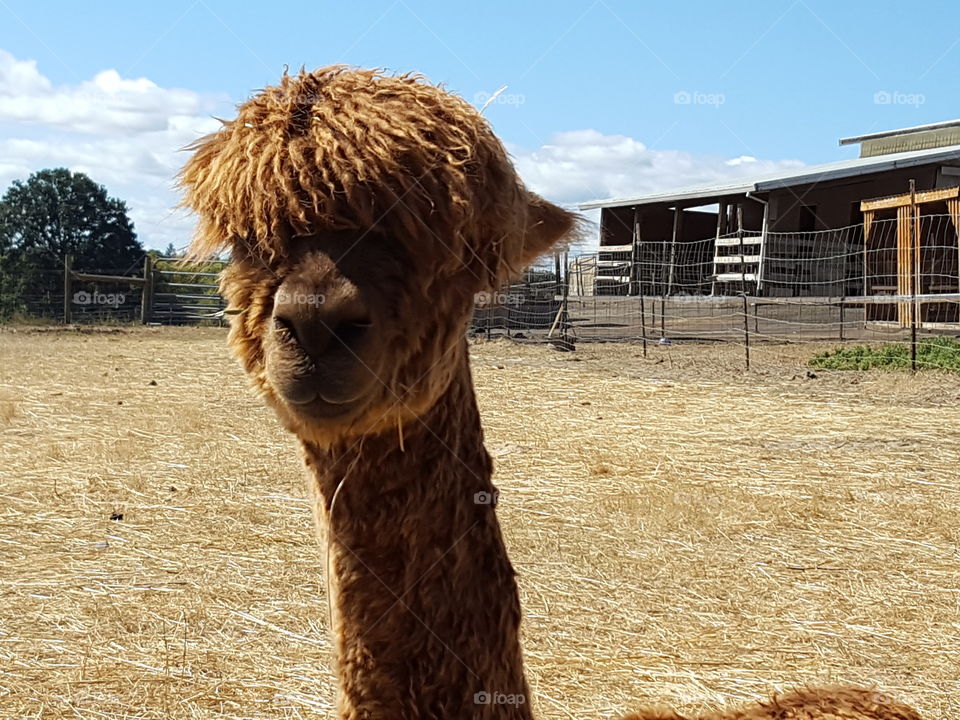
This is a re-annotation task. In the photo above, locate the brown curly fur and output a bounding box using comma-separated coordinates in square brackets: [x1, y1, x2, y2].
[180, 66, 562, 288]
[180, 68, 922, 720]
[623, 687, 920, 720]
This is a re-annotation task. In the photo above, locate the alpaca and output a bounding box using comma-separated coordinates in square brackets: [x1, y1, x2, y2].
[180, 67, 921, 720]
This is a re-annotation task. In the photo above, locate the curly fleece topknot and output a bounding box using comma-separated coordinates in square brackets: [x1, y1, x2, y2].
[179, 66, 527, 279]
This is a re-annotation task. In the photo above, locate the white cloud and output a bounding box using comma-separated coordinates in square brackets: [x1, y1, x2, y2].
[510, 129, 804, 208]
[0, 49, 222, 251]
[0, 51, 50, 96]
[508, 130, 804, 251]
[0, 49, 805, 254]
[0, 50, 212, 135]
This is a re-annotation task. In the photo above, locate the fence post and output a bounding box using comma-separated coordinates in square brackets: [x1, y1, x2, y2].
[909, 179, 918, 371]
[630, 206, 640, 296]
[911, 295, 918, 371]
[742, 293, 751, 370]
[639, 293, 648, 357]
[141, 254, 154, 325]
[559, 251, 570, 347]
[660, 295, 666, 339]
[736, 204, 745, 296]
[839, 297, 845, 341]
[63, 255, 73, 324]
[554, 253, 562, 298]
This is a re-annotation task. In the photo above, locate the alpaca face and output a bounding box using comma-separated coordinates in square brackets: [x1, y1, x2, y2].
[218, 226, 474, 443]
[181, 67, 577, 444]
[217, 195, 571, 445]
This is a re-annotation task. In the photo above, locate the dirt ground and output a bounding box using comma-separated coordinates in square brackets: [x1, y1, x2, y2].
[0, 327, 957, 719]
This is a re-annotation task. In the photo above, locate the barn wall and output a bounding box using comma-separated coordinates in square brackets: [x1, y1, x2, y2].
[680, 209, 717, 241]
[740, 199, 766, 230]
[600, 206, 717, 245]
[593, 164, 956, 299]
[599, 206, 634, 246]
[768, 166, 941, 231]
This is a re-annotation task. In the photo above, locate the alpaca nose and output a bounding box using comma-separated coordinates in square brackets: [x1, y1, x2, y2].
[272, 278, 373, 362]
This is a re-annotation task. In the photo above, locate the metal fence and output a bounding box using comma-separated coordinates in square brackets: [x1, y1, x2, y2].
[473, 215, 960, 363]
[4, 216, 960, 361]
[0, 256, 227, 326]
[151, 256, 227, 324]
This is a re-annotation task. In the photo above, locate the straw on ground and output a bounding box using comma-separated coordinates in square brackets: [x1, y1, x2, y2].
[0, 327, 957, 719]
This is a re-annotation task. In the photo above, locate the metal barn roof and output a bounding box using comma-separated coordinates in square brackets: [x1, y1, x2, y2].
[578, 143, 960, 211]
[839, 119, 960, 146]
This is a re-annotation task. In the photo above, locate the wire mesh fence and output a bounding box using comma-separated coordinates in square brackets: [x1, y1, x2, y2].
[1, 265, 147, 324]
[471, 214, 960, 371]
[0, 256, 228, 326]
[5, 215, 960, 370]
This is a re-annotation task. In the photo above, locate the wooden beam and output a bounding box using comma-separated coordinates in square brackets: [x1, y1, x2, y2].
[947, 197, 960, 297]
[666, 206, 681, 295]
[63, 255, 73, 324]
[756, 200, 769, 293]
[860, 185, 960, 211]
[897, 203, 912, 326]
[72, 272, 148, 286]
[629, 206, 639, 296]
[736, 204, 745, 295]
[711, 201, 726, 295]
[554, 253, 562, 299]
[140, 255, 154, 324]
[716, 235, 762, 246]
[910, 179, 919, 366]
[862, 209, 874, 313]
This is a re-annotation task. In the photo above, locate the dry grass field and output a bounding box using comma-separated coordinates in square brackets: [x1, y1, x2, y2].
[1, 327, 958, 719]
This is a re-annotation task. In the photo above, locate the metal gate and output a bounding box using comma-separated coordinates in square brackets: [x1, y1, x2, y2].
[150, 256, 227, 325]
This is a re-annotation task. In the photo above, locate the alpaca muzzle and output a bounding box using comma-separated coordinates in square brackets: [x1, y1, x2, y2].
[266, 276, 378, 415]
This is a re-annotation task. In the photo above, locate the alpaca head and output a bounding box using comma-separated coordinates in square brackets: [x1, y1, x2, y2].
[181, 67, 576, 445]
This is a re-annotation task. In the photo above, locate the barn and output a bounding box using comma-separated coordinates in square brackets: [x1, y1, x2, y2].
[578, 120, 960, 328]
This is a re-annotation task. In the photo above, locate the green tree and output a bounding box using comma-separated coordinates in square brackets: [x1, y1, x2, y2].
[0, 168, 143, 317]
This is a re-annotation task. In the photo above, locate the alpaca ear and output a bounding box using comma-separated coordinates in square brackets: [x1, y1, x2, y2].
[501, 194, 577, 280]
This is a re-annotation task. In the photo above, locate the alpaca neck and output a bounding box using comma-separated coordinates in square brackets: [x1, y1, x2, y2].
[303, 349, 532, 720]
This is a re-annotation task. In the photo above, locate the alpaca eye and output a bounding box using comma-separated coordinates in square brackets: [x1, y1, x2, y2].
[334, 319, 374, 344]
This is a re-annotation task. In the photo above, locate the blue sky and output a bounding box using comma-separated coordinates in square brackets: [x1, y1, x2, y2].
[1, 0, 958, 249]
